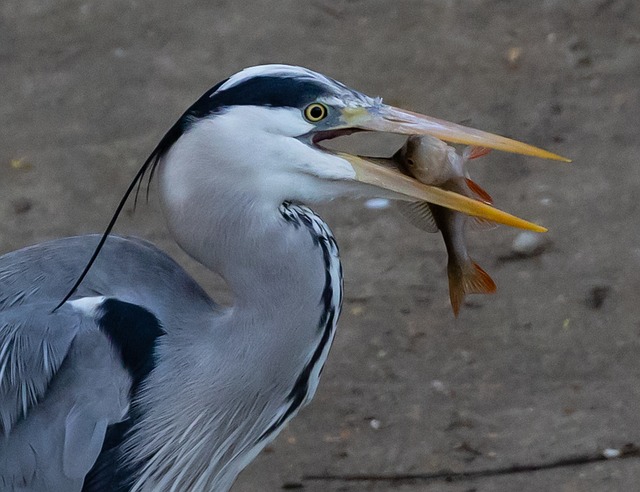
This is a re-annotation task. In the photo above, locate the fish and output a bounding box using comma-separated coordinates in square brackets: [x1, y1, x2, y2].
[392, 135, 497, 316]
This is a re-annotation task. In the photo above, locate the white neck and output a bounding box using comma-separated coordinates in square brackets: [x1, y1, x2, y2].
[158, 123, 324, 310]
[131, 116, 344, 491]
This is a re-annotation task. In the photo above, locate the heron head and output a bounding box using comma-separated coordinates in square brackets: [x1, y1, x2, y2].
[156, 64, 567, 231]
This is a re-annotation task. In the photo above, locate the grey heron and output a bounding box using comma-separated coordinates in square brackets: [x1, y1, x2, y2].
[0, 64, 566, 491]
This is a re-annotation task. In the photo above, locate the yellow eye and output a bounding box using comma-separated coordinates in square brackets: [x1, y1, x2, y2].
[304, 103, 328, 122]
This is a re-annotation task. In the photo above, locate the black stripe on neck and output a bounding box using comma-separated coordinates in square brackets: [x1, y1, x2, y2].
[258, 205, 341, 441]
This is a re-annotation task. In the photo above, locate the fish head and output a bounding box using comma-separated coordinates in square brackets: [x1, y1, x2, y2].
[397, 135, 458, 186]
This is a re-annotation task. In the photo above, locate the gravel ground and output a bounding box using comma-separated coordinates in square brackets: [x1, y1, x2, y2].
[2, 0, 639, 490]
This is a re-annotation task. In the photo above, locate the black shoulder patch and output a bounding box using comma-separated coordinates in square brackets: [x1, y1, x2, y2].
[97, 299, 164, 393]
[85, 300, 164, 491]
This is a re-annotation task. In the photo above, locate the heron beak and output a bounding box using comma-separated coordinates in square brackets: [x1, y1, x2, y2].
[341, 104, 571, 162]
[336, 152, 547, 232]
[331, 103, 570, 232]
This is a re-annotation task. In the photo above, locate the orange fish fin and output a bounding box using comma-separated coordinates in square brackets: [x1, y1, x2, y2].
[466, 146, 492, 160]
[397, 201, 439, 233]
[465, 178, 493, 204]
[448, 278, 463, 317]
[446, 263, 464, 317]
[463, 262, 497, 295]
[447, 261, 496, 316]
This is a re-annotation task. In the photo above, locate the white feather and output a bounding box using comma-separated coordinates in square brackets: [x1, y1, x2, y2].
[219, 64, 338, 93]
[68, 296, 105, 317]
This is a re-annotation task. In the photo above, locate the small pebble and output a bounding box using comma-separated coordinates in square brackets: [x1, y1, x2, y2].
[431, 380, 446, 393]
[511, 231, 549, 257]
[603, 448, 620, 459]
[350, 305, 364, 316]
[10, 158, 32, 170]
[506, 47, 523, 68]
[369, 419, 381, 430]
[364, 198, 390, 210]
[540, 197, 552, 206]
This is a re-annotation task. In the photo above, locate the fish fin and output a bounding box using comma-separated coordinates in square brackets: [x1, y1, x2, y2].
[464, 146, 492, 160]
[464, 179, 496, 229]
[468, 217, 499, 231]
[447, 261, 465, 317]
[448, 276, 463, 318]
[397, 201, 439, 233]
[463, 262, 497, 295]
[465, 178, 493, 204]
[447, 261, 497, 316]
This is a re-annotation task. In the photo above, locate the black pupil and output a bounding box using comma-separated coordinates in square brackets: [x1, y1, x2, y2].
[310, 105, 323, 119]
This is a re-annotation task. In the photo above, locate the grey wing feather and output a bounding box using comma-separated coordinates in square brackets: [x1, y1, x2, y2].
[0, 306, 131, 491]
[63, 407, 109, 480]
[0, 237, 178, 491]
[0, 234, 216, 490]
[0, 305, 78, 434]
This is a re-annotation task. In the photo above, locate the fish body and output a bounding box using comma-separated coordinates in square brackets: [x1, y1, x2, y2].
[393, 136, 496, 316]
[427, 180, 496, 316]
[396, 135, 463, 185]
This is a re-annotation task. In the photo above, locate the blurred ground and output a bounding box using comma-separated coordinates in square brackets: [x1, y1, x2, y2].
[1, 0, 640, 490]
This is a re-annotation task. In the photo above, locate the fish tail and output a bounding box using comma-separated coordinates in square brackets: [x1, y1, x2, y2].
[464, 261, 497, 295]
[447, 260, 497, 316]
